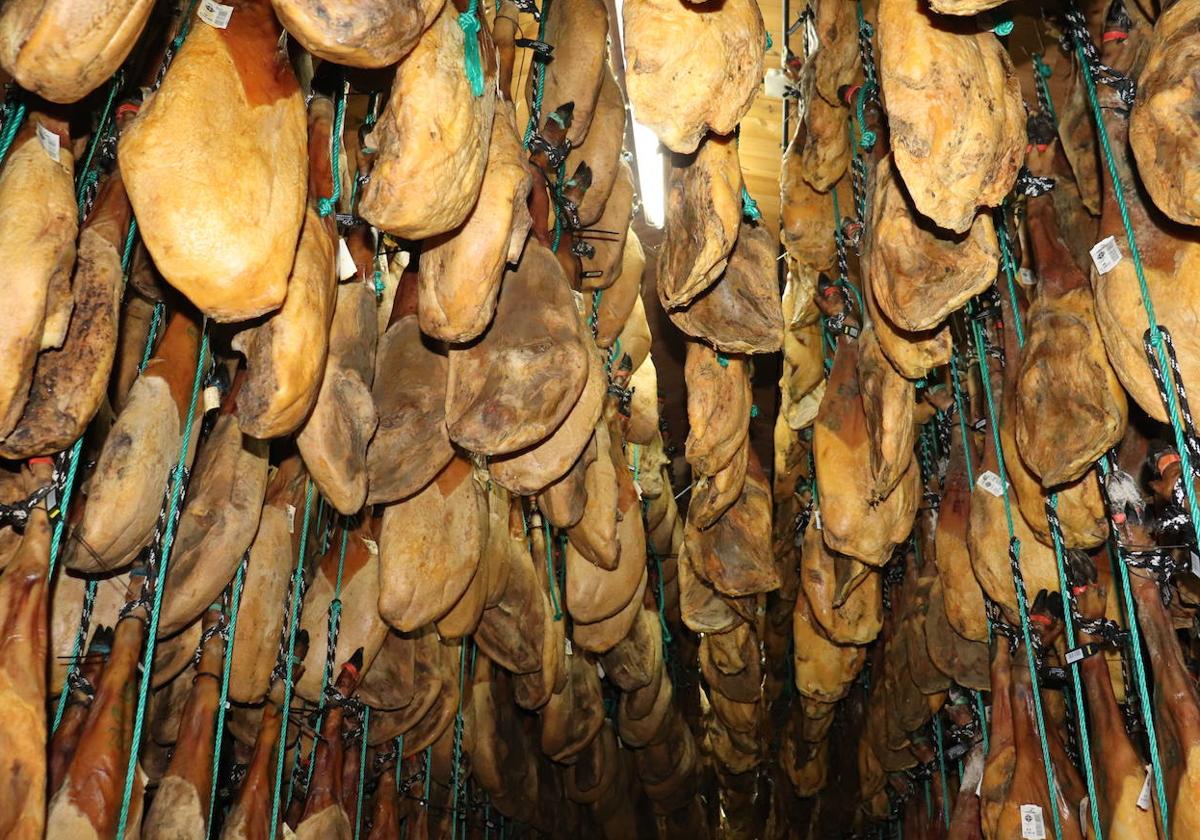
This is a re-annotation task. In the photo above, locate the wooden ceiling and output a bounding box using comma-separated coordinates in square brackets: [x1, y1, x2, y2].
[741, 0, 788, 242]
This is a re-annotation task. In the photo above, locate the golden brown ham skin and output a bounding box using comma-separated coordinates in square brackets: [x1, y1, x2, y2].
[119, 0, 307, 322]
[271, 0, 441, 68]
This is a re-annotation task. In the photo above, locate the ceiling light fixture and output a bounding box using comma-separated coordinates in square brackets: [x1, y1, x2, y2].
[613, 0, 666, 228]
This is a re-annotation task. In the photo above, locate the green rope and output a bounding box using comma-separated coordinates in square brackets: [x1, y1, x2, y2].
[206, 555, 247, 838]
[298, 523, 351, 800]
[422, 745, 432, 802]
[969, 316, 1063, 840]
[395, 735, 404, 792]
[551, 156, 566, 253]
[450, 641, 469, 838]
[75, 72, 124, 216]
[269, 479, 317, 840]
[140, 302, 165, 372]
[1033, 54, 1057, 125]
[765, 30, 773, 51]
[541, 517, 563, 620]
[931, 713, 951, 829]
[995, 208, 1026, 347]
[114, 324, 211, 839]
[317, 77, 347, 218]
[521, 0, 553, 148]
[0, 98, 27, 166]
[458, 0, 485, 98]
[354, 707, 371, 840]
[741, 186, 762, 221]
[372, 232, 385, 299]
[853, 2, 878, 149]
[49, 577, 96, 733]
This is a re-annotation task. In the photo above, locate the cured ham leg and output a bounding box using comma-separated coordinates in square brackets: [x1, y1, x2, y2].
[1016, 136, 1126, 487]
[295, 654, 363, 839]
[366, 750, 400, 840]
[948, 746, 984, 840]
[271, 0, 440, 67]
[1, 161, 131, 459]
[64, 309, 203, 572]
[234, 96, 339, 439]
[119, 0, 307, 322]
[1068, 553, 1158, 839]
[46, 571, 148, 840]
[48, 627, 112, 795]
[537, 0, 608, 146]
[143, 604, 226, 839]
[0, 112, 76, 439]
[980, 636, 1014, 839]
[0, 461, 53, 840]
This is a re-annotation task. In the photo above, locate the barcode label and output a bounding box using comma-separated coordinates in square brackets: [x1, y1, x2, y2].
[976, 470, 1006, 497]
[1065, 647, 1086, 665]
[1020, 804, 1046, 839]
[203, 385, 221, 413]
[198, 0, 233, 28]
[36, 123, 60, 162]
[1090, 236, 1122, 275]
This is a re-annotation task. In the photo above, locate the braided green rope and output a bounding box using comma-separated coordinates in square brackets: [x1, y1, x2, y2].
[1033, 54, 1058, 125]
[206, 556, 247, 838]
[395, 735, 404, 792]
[995, 209, 1026, 347]
[0, 98, 27, 166]
[969, 316, 1063, 840]
[449, 640, 469, 838]
[521, 0, 553, 148]
[459, 0, 485, 97]
[741, 186, 762, 221]
[298, 523, 351, 799]
[140, 302, 165, 372]
[317, 78, 347, 218]
[269, 479, 317, 840]
[75, 73, 124, 215]
[541, 516, 563, 620]
[354, 707, 371, 839]
[49, 577, 96, 733]
[114, 325, 212, 839]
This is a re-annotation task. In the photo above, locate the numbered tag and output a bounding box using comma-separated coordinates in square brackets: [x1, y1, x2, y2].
[337, 237, 357, 281]
[1020, 804, 1046, 839]
[1065, 646, 1086, 665]
[1090, 236, 1123, 275]
[976, 470, 1007, 497]
[285, 503, 297, 534]
[203, 385, 221, 414]
[1018, 267, 1037, 287]
[36, 122, 60, 162]
[198, 0, 233, 28]
[1137, 766, 1153, 811]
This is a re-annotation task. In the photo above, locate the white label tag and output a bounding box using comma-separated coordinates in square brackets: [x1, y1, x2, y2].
[1065, 647, 1086, 665]
[1079, 796, 1090, 831]
[36, 123, 60, 162]
[813, 509, 822, 531]
[975, 770, 984, 796]
[1020, 804, 1046, 839]
[285, 503, 296, 534]
[976, 470, 1006, 497]
[203, 385, 221, 414]
[198, 0, 233, 28]
[1190, 551, 1200, 577]
[337, 237, 357, 281]
[1018, 267, 1037, 287]
[361, 537, 379, 555]
[564, 637, 573, 656]
[1090, 236, 1123, 275]
[596, 661, 606, 679]
[1137, 766, 1153, 810]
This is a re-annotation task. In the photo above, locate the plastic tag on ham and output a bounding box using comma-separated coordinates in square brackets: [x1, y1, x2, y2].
[1079, 797, 1090, 832]
[596, 661, 605, 679]
[35, 123, 60, 162]
[337, 238, 357, 281]
[1137, 765, 1152, 810]
[198, 0, 233, 29]
[1020, 804, 1046, 839]
[813, 509, 822, 531]
[285, 503, 296, 534]
[1089, 236, 1123, 275]
[565, 637, 573, 656]
[1018, 268, 1036, 286]
[976, 470, 1006, 497]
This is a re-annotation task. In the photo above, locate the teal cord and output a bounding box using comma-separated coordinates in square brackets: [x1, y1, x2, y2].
[269, 479, 317, 840]
[1033, 54, 1058, 125]
[206, 557, 247, 839]
[459, 0, 485, 97]
[317, 78, 347, 218]
[298, 524, 351, 800]
[140, 302, 165, 372]
[114, 325, 212, 839]
[354, 707, 371, 840]
[741, 186, 762, 221]
[521, 0, 552, 148]
[75, 72, 124, 216]
[542, 517, 563, 620]
[49, 577, 97, 733]
[970, 317, 1064, 840]
[995, 208, 1026, 347]
[0, 98, 27, 166]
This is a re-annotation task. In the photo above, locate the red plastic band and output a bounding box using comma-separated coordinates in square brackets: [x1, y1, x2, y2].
[1102, 30, 1128, 42]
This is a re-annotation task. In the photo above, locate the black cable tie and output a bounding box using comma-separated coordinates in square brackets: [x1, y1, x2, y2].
[515, 38, 553, 58]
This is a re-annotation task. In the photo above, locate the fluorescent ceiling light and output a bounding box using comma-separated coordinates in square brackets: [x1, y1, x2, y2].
[614, 0, 666, 228]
